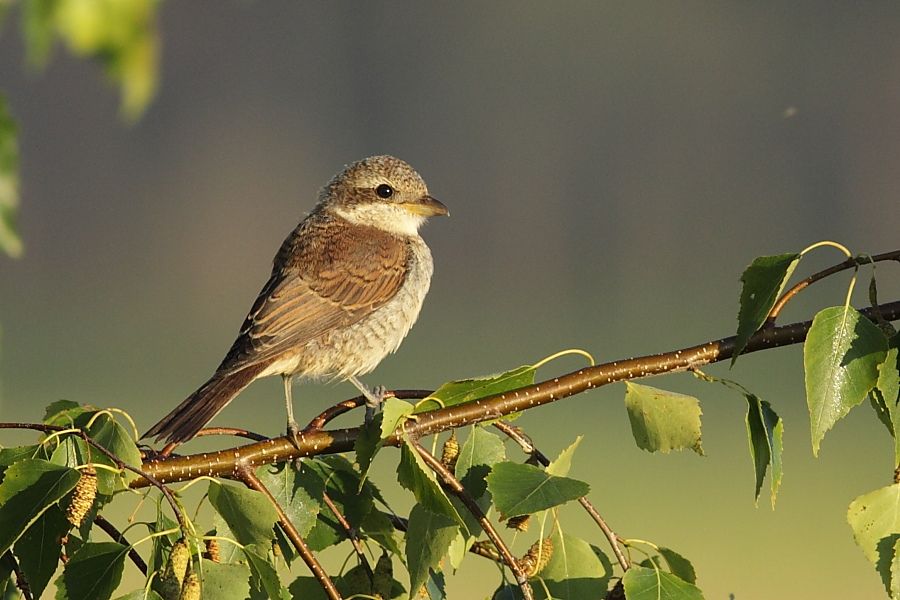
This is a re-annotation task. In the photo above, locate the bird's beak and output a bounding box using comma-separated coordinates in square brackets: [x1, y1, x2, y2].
[403, 195, 449, 217]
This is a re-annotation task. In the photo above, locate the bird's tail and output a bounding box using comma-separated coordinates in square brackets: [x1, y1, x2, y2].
[143, 364, 267, 444]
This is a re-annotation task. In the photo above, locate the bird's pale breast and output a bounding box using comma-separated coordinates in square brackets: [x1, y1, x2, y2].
[260, 236, 434, 380]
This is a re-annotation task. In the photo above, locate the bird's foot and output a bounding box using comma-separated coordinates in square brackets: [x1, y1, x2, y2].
[286, 419, 303, 450]
[363, 385, 388, 425]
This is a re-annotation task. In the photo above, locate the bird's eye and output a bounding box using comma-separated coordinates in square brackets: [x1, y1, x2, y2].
[375, 183, 394, 198]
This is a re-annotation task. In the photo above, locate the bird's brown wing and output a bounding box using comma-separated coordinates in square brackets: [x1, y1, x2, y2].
[218, 217, 410, 374]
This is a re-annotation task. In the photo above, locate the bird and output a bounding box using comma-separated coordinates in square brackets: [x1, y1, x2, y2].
[143, 155, 448, 445]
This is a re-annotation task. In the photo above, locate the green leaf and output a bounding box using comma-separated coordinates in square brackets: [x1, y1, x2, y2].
[245, 545, 291, 600]
[486, 461, 590, 519]
[85, 413, 141, 494]
[20, 0, 58, 67]
[623, 565, 705, 600]
[354, 412, 382, 478]
[52, 0, 160, 120]
[658, 547, 698, 585]
[405, 504, 458, 596]
[208, 482, 279, 548]
[113, 590, 164, 600]
[0, 458, 80, 555]
[415, 365, 536, 413]
[381, 397, 414, 438]
[891, 537, 900, 599]
[879, 344, 900, 407]
[546, 436, 583, 477]
[744, 394, 784, 507]
[538, 530, 610, 598]
[423, 568, 446, 600]
[15, 505, 69, 598]
[397, 440, 464, 526]
[303, 457, 375, 551]
[255, 462, 322, 538]
[55, 542, 128, 600]
[288, 577, 330, 600]
[848, 484, 900, 564]
[199, 558, 251, 600]
[0, 95, 21, 257]
[455, 426, 506, 500]
[43, 400, 83, 424]
[805, 306, 888, 455]
[624, 382, 704, 455]
[732, 253, 800, 364]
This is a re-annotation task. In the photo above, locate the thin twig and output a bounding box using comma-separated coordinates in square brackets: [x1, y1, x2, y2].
[493, 421, 630, 571]
[409, 438, 535, 600]
[767, 250, 900, 323]
[237, 466, 342, 600]
[321, 492, 373, 580]
[7, 552, 33, 600]
[93, 515, 148, 575]
[196, 427, 269, 441]
[304, 389, 434, 431]
[132, 299, 900, 487]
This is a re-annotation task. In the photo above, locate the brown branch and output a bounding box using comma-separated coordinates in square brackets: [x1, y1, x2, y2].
[236, 466, 341, 600]
[409, 438, 535, 600]
[321, 492, 373, 580]
[133, 299, 900, 487]
[767, 250, 900, 323]
[93, 515, 148, 575]
[493, 421, 630, 571]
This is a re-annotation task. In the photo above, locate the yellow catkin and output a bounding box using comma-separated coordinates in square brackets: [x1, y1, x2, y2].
[66, 466, 97, 526]
[179, 570, 201, 600]
[440, 430, 460, 470]
[507, 514, 531, 532]
[168, 540, 190, 586]
[518, 537, 554, 577]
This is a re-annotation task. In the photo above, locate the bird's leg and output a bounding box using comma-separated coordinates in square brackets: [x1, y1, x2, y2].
[348, 376, 388, 425]
[283, 374, 302, 447]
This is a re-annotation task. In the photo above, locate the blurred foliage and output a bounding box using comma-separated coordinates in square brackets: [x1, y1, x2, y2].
[0, 95, 20, 258]
[17, 0, 160, 120]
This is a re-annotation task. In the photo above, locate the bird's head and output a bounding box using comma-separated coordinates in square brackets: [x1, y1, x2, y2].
[321, 155, 448, 236]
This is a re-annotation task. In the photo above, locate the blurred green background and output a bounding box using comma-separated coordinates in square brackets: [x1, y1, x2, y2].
[2, 2, 900, 598]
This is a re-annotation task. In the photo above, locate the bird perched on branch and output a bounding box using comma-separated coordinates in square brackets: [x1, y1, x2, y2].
[144, 155, 448, 445]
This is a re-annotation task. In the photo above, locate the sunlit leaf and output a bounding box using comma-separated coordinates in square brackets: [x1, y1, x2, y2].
[255, 462, 322, 538]
[624, 382, 704, 455]
[623, 564, 705, 600]
[397, 440, 463, 527]
[805, 306, 887, 455]
[486, 461, 589, 519]
[848, 484, 900, 564]
[546, 436, 583, 478]
[208, 482, 278, 548]
[415, 366, 536, 413]
[658, 547, 697, 584]
[732, 253, 800, 364]
[85, 413, 141, 494]
[538, 530, 610, 598]
[455, 426, 506, 500]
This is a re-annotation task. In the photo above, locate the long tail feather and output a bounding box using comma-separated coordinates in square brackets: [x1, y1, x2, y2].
[143, 364, 267, 444]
